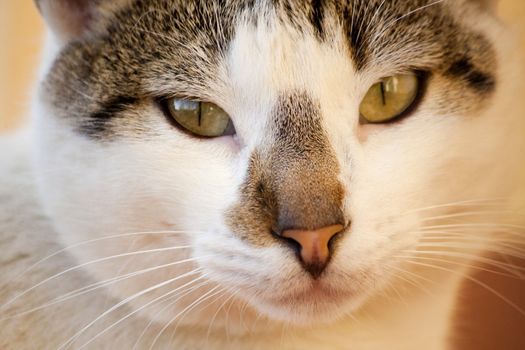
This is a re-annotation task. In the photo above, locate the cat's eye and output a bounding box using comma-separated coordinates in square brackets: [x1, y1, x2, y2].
[359, 74, 420, 124]
[165, 98, 235, 137]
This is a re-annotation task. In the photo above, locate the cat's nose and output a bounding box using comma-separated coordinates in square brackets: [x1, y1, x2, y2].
[281, 224, 344, 278]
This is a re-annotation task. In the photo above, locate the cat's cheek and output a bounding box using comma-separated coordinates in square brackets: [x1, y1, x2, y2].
[213, 134, 242, 153]
[355, 123, 389, 143]
[177, 134, 242, 158]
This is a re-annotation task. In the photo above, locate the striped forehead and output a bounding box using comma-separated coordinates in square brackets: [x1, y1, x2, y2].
[44, 0, 496, 139]
[225, 0, 495, 109]
[244, 0, 495, 74]
[227, 17, 352, 97]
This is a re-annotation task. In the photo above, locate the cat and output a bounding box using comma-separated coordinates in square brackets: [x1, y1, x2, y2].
[1, 0, 524, 349]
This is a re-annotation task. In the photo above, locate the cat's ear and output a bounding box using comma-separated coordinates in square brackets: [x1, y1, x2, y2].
[468, 0, 499, 12]
[34, 0, 129, 44]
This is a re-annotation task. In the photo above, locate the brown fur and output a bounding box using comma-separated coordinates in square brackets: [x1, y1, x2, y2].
[227, 92, 345, 248]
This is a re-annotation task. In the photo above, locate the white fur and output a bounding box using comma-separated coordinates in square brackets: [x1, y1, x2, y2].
[1, 4, 524, 350]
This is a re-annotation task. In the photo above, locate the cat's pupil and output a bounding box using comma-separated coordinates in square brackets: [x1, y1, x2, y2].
[359, 74, 420, 124]
[165, 98, 234, 138]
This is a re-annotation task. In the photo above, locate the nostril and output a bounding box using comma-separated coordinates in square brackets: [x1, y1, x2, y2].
[278, 224, 344, 278]
[256, 181, 265, 194]
[273, 230, 302, 255]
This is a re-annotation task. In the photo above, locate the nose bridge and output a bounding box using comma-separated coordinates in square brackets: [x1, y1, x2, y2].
[270, 154, 344, 231]
[266, 91, 345, 231]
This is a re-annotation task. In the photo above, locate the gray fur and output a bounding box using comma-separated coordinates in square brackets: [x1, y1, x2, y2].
[42, 0, 497, 139]
[227, 92, 345, 247]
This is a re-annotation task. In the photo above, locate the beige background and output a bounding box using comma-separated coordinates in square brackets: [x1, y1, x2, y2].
[0, 1, 524, 349]
[0, 1, 43, 130]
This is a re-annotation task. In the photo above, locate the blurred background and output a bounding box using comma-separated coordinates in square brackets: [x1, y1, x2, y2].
[0, 1, 43, 131]
[1, 1, 524, 349]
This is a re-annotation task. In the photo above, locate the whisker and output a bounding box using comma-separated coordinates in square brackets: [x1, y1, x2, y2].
[58, 268, 204, 350]
[149, 285, 224, 350]
[169, 288, 229, 344]
[501, 253, 525, 279]
[386, 264, 435, 297]
[238, 295, 252, 333]
[414, 239, 525, 259]
[394, 0, 447, 21]
[0, 230, 195, 296]
[0, 244, 192, 313]
[369, 0, 448, 61]
[419, 223, 525, 231]
[355, 0, 388, 58]
[102, 237, 142, 309]
[401, 259, 525, 317]
[1, 256, 208, 321]
[78, 275, 210, 350]
[419, 210, 519, 222]
[419, 233, 525, 246]
[400, 198, 507, 216]
[249, 307, 265, 335]
[413, 228, 525, 245]
[396, 254, 524, 279]
[416, 232, 525, 245]
[381, 280, 408, 307]
[224, 291, 237, 344]
[354, 0, 380, 55]
[205, 291, 237, 345]
[404, 249, 525, 271]
[131, 280, 211, 350]
[389, 262, 436, 285]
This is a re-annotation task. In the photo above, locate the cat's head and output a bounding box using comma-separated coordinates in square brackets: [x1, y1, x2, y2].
[33, 0, 523, 328]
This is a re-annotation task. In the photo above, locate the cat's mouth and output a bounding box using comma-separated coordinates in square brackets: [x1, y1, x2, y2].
[253, 277, 365, 322]
[270, 281, 356, 305]
[236, 261, 385, 325]
[247, 280, 364, 325]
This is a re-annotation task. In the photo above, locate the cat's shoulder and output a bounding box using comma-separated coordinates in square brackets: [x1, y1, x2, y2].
[0, 128, 96, 348]
[0, 127, 56, 285]
[0, 127, 48, 235]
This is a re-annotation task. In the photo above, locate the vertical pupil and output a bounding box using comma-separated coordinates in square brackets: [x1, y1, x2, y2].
[379, 81, 386, 106]
[197, 102, 202, 127]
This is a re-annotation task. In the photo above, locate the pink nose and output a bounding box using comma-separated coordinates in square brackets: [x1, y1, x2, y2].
[282, 224, 344, 278]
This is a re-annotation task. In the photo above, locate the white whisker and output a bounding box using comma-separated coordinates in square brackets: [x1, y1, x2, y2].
[402, 259, 525, 317]
[400, 198, 507, 216]
[131, 280, 211, 350]
[58, 268, 204, 350]
[78, 275, 209, 350]
[1, 256, 208, 321]
[0, 244, 192, 313]
[369, 0, 448, 56]
[0, 230, 195, 296]
[169, 288, 229, 344]
[386, 264, 435, 297]
[149, 285, 224, 350]
[421, 223, 525, 230]
[396, 253, 524, 279]
[355, 0, 388, 58]
[419, 210, 518, 222]
[205, 291, 236, 345]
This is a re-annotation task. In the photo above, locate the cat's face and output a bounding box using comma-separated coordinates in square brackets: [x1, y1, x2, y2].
[34, 0, 520, 327]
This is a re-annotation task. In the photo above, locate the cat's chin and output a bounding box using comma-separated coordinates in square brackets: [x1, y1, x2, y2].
[250, 283, 368, 326]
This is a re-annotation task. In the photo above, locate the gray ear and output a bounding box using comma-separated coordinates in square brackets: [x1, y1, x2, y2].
[469, 0, 499, 12]
[34, 0, 129, 43]
[35, 0, 98, 43]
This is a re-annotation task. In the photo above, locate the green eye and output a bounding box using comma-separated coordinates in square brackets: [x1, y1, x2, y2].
[166, 98, 234, 137]
[359, 74, 420, 124]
